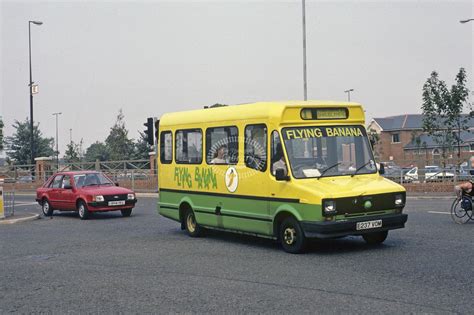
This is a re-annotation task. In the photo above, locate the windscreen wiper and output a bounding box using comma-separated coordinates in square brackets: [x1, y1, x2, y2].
[318, 162, 341, 179]
[351, 161, 374, 177]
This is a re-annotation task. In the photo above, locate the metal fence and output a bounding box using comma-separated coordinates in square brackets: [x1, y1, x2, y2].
[0, 159, 158, 193]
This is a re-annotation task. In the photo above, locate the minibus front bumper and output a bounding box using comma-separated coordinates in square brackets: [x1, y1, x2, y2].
[301, 213, 408, 239]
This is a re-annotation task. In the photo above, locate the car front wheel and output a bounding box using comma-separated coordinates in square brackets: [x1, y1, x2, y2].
[42, 199, 53, 217]
[77, 201, 90, 220]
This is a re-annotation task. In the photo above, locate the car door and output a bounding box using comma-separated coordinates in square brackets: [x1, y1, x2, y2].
[58, 175, 76, 210]
[48, 175, 64, 208]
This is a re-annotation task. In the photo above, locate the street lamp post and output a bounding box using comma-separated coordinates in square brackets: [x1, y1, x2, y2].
[344, 89, 354, 102]
[302, 0, 308, 101]
[28, 20, 43, 166]
[53, 112, 62, 170]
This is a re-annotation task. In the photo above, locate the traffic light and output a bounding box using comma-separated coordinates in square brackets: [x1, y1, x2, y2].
[154, 119, 160, 143]
[144, 117, 154, 146]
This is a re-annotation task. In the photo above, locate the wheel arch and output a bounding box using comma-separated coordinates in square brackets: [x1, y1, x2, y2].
[273, 205, 302, 238]
[178, 197, 195, 230]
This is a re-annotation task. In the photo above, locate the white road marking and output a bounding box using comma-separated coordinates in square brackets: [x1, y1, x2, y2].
[428, 211, 450, 215]
[4, 202, 38, 208]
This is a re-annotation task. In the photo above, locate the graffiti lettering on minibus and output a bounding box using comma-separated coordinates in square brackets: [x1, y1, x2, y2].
[174, 167, 193, 188]
[195, 167, 218, 189]
[174, 166, 218, 189]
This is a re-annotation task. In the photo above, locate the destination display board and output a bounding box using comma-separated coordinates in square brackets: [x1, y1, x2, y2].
[300, 108, 348, 120]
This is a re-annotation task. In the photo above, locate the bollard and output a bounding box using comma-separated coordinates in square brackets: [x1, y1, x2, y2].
[0, 185, 4, 219]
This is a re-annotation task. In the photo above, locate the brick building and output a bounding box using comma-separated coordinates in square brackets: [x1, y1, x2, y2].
[367, 114, 474, 167]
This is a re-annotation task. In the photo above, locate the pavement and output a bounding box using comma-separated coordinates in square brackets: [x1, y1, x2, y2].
[1, 194, 473, 313]
[0, 213, 40, 224]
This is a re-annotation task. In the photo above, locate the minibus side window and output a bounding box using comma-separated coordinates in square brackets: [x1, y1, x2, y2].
[271, 131, 287, 176]
[160, 131, 173, 164]
[244, 124, 267, 172]
[206, 126, 238, 165]
[175, 129, 203, 164]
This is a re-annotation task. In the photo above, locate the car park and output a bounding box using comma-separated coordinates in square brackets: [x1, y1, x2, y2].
[36, 171, 137, 219]
[403, 165, 455, 183]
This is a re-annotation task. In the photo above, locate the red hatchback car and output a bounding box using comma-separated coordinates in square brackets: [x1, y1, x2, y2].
[36, 171, 137, 220]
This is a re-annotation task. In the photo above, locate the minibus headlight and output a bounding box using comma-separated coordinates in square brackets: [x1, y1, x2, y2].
[395, 194, 404, 206]
[127, 193, 135, 200]
[95, 195, 104, 202]
[324, 200, 337, 214]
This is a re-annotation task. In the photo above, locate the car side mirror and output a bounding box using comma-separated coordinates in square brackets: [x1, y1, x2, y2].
[115, 182, 119, 187]
[63, 184, 73, 190]
[379, 163, 385, 175]
[275, 168, 290, 181]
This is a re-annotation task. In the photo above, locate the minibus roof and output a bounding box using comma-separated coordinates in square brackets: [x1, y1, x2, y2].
[159, 101, 365, 127]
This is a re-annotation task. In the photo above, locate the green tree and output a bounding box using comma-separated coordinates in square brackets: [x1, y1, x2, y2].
[5, 118, 54, 165]
[367, 128, 380, 159]
[84, 141, 109, 162]
[421, 68, 470, 165]
[105, 110, 134, 160]
[64, 139, 83, 163]
[133, 131, 153, 160]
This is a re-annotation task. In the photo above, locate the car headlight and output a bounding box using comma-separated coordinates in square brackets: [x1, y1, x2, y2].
[323, 200, 337, 214]
[95, 195, 104, 202]
[395, 194, 404, 206]
[127, 193, 135, 200]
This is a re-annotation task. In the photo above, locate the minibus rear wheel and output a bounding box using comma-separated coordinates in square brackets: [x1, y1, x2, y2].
[362, 231, 388, 245]
[184, 208, 203, 237]
[279, 217, 307, 254]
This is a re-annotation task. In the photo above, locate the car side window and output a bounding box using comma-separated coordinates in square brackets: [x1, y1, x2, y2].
[62, 176, 71, 189]
[51, 175, 63, 188]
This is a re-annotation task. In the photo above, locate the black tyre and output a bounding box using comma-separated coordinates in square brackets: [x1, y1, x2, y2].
[77, 201, 90, 220]
[184, 208, 203, 237]
[42, 199, 54, 217]
[279, 217, 307, 254]
[450, 198, 473, 224]
[362, 231, 388, 245]
[121, 209, 132, 217]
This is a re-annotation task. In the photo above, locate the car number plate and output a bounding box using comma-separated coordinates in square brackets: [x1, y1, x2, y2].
[108, 200, 125, 206]
[356, 219, 382, 230]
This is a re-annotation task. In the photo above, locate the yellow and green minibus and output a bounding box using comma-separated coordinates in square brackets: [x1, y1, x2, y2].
[157, 101, 407, 253]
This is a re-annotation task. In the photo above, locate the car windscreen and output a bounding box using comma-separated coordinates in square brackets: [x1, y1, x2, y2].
[74, 173, 114, 188]
[282, 125, 377, 179]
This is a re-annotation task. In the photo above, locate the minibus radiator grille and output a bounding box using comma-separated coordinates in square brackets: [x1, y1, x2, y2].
[324, 192, 406, 216]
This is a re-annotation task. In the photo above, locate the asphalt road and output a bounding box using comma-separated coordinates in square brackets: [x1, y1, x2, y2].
[1, 195, 473, 313]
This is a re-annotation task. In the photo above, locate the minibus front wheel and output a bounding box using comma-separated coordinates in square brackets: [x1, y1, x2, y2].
[279, 217, 307, 254]
[183, 207, 203, 237]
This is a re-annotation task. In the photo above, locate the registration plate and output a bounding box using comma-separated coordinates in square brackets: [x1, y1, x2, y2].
[108, 200, 125, 206]
[356, 219, 382, 231]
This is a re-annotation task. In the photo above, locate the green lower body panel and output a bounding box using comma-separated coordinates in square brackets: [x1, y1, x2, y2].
[159, 190, 274, 236]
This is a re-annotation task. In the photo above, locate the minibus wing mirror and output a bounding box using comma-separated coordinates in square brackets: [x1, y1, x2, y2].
[275, 168, 290, 181]
[379, 163, 385, 175]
